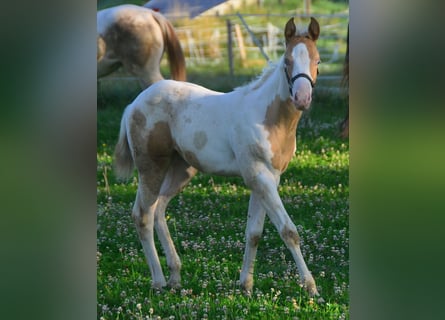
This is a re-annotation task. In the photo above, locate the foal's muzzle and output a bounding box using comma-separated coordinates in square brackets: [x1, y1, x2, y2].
[284, 68, 315, 110]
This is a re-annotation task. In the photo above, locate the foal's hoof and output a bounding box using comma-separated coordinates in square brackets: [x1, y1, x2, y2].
[240, 283, 253, 297]
[316, 296, 325, 304]
[167, 279, 182, 289]
[151, 280, 167, 290]
[302, 278, 324, 302]
[308, 287, 324, 303]
[242, 288, 252, 297]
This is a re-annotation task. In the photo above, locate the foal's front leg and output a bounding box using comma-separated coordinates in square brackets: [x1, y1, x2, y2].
[249, 169, 320, 297]
[240, 193, 266, 295]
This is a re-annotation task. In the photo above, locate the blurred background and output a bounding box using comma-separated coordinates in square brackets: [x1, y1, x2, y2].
[97, 0, 349, 95]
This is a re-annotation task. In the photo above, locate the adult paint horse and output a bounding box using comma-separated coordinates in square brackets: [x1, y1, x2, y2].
[97, 4, 186, 88]
[114, 17, 322, 298]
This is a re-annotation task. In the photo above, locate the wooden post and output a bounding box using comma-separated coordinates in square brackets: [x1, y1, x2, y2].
[304, 0, 311, 15]
[234, 23, 246, 64]
[226, 19, 234, 77]
[236, 12, 270, 62]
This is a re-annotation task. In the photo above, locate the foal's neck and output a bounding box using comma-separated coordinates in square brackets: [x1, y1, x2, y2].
[251, 56, 290, 105]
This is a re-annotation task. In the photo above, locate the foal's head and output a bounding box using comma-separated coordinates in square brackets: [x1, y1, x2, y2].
[283, 17, 320, 110]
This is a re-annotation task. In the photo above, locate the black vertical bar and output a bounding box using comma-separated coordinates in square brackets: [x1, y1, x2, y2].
[226, 19, 234, 77]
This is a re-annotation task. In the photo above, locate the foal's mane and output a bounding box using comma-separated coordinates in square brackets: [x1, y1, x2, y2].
[234, 28, 310, 94]
[234, 57, 283, 94]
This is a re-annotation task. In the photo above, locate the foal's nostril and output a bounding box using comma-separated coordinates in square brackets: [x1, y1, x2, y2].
[293, 92, 312, 110]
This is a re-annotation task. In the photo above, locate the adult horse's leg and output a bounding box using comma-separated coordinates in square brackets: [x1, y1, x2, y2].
[97, 36, 106, 61]
[240, 192, 266, 295]
[127, 30, 164, 88]
[136, 52, 164, 88]
[97, 36, 122, 78]
[245, 167, 319, 297]
[122, 18, 164, 88]
[119, 38, 163, 88]
[97, 60, 122, 79]
[153, 154, 197, 288]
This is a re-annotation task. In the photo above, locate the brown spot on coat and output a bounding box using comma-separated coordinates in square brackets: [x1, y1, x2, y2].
[132, 109, 147, 128]
[129, 111, 174, 193]
[193, 131, 208, 150]
[129, 110, 147, 158]
[281, 225, 300, 246]
[132, 207, 151, 240]
[263, 95, 302, 172]
[249, 234, 261, 247]
[147, 122, 174, 160]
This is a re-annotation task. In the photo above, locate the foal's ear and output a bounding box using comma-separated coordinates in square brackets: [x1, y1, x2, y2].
[284, 18, 296, 43]
[308, 17, 320, 41]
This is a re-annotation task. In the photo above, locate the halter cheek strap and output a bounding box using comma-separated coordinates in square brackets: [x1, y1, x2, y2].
[284, 67, 315, 95]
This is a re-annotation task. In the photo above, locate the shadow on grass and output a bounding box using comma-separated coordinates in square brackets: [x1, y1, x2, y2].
[97, 68, 261, 109]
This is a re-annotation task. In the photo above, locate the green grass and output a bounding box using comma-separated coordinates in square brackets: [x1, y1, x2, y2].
[97, 72, 349, 319]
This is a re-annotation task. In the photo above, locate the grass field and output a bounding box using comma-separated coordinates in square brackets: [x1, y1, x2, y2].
[97, 69, 349, 319]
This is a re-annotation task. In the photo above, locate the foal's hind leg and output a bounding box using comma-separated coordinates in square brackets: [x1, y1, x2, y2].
[240, 192, 266, 295]
[132, 159, 171, 289]
[153, 155, 197, 288]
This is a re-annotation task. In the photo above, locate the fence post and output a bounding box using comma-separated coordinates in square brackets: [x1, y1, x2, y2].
[304, 0, 311, 15]
[236, 12, 270, 62]
[234, 23, 247, 64]
[226, 19, 234, 77]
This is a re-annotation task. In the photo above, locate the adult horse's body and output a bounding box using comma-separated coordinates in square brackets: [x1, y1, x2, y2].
[97, 4, 186, 88]
[114, 18, 322, 297]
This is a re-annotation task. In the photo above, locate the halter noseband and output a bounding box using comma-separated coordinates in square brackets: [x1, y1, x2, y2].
[284, 67, 315, 96]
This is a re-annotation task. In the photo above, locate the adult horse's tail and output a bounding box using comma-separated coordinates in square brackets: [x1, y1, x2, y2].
[114, 108, 134, 180]
[153, 13, 187, 81]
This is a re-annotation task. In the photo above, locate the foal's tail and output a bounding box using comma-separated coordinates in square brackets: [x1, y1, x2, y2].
[153, 12, 187, 81]
[114, 108, 134, 180]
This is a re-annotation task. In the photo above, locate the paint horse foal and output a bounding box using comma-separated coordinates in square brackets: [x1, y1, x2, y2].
[114, 18, 322, 298]
[97, 5, 186, 88]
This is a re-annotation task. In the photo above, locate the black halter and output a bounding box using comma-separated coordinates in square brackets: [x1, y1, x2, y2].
[284, 67, 315, 95]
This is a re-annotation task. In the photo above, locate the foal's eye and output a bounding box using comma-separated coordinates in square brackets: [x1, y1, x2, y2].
[317, 60, 321, 65]
[284, 58, 291, 66]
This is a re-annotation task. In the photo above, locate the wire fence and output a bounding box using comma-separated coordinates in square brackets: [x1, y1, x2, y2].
[99, 12, 349, 93]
